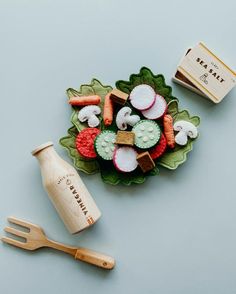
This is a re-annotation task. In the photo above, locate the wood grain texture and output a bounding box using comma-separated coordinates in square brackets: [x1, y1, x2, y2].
[32, 143, 101, 234]
[1, 217, 115, 270]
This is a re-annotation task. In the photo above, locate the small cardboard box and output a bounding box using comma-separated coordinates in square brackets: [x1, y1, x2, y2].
[173, 42, 236, 103]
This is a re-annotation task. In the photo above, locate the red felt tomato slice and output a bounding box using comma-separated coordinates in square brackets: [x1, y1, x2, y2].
[149, 134, 167, 160]
[76, 128, 101, 159]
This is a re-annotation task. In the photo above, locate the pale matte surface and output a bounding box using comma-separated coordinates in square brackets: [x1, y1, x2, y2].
[0, 1, 236, 293]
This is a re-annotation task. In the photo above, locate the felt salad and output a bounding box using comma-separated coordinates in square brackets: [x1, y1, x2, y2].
[60, 67, 200, 185]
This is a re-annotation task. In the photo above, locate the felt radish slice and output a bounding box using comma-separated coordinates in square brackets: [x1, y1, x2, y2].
[129, 84, 156, 110]
[141, 94, 167, 120]
[113, 147, 138, 173]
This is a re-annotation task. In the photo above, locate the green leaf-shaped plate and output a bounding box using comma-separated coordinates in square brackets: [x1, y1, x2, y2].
[59, 68, 200, 185]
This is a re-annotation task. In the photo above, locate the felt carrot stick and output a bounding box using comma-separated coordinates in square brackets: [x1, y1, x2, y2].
[163, 114, 175, 149]
[68, 95, 101, 106]
[103, 93, 114, 126]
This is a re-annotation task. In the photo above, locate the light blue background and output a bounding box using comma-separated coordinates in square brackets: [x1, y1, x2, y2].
[0, 1, 236, 293]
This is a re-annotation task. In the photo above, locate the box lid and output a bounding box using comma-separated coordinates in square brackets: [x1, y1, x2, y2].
[177, 42, 236, 103]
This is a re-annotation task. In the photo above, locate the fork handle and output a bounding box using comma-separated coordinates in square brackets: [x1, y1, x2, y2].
[75, 248, 115, 270]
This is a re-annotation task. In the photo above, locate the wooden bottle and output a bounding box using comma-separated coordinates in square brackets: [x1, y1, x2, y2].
[32, 142, 101, 234]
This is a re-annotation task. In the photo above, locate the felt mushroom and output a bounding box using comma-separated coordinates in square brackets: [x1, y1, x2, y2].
[78, 105, 101, 128]
[116, 106, 140, 130]
[173, 120, 198, 146]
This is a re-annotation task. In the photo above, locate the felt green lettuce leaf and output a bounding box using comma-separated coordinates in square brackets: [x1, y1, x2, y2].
[67, 79, 113, 131]
[99, 160, 159, 185]
[60, 69, 200, 185]
[116, 67, 178, 103]
[59, 126, 99, 174]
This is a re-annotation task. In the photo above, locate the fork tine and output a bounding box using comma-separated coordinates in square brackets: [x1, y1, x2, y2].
[1, 236, 27, 250]
[7, 217, 34, 229]
[4, 227, 28, 239]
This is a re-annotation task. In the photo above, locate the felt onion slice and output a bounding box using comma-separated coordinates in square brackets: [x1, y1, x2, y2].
[113, 147, 138, 173]
[129, 84, 156, 110]
[141, 94, 167, 119]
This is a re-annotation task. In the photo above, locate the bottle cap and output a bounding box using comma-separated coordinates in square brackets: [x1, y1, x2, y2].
[31, 142, 54, 156]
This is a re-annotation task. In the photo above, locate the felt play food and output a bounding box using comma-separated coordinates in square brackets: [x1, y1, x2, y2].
[137, 151, 155, 173]
[163, 114, 175, 149]
[129, 84, 156, 110]
[103, 93, 114, 126]
[149, 134, 167, 160]
[60, 68, 200, 185]
[69, 95, 101, 106]
[110, 88, 128, 105]
[115, 131, 135, 146]
[116, 106, 140, 130]
[132, 120, 161, 149]
[78, 105, 101, 127]
[142, 94, 167, 119]
[76, 128, 100, 159]
[173, 120, 198, 146]
[94, 130, 116, 160]
[113, 147, 138, 172]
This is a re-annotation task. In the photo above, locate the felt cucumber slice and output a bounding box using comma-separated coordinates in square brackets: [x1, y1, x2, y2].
[113, 147, 138, 172]
[94, 130, 116, 160]
[129, 84, 156, 110]
[132, 120, 161, 149]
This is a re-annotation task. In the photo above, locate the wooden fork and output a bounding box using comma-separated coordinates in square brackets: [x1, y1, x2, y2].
[1, 217, 115, 270]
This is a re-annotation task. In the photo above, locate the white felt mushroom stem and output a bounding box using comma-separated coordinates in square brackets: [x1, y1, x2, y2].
[78, 105, 101, 128]
[175, 131, 188, 146]
[126, 115, 140, 126]
[116, 106, 140, 130]
[87, 115, 100, 128]
[173, 120, 198, 146]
